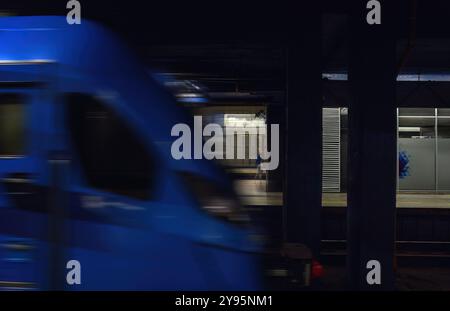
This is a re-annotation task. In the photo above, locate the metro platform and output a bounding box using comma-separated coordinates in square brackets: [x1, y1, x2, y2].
[235, 179, 450, 252]
[235, 179, 450, 209]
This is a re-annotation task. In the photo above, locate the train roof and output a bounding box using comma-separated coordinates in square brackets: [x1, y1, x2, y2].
[0, 16, 139, 77]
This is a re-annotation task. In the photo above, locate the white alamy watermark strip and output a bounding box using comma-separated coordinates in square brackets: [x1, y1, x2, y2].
[171, 116, 279, 170]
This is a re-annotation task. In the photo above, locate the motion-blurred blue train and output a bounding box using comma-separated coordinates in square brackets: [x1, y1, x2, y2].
[0, 16, 263, 290]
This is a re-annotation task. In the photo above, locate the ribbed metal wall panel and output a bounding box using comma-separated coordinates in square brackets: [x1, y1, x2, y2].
[322, 108, 341, 192]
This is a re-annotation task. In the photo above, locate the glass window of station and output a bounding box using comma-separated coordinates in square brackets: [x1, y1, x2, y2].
[322, 107, 450, 197]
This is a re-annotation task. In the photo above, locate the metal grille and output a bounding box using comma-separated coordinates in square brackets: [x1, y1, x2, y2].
[322, 108, 341, 193]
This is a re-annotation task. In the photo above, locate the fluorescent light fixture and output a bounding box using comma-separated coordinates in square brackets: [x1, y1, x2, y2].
[399, 127, 421, 132]
[323, 72, 450, 82]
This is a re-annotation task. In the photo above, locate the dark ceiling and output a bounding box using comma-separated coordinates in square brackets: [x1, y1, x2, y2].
[2, 0, 450, 93]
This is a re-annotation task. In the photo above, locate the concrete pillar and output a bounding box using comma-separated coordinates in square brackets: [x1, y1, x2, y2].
[285, 4, 322, 256]
[347, 0, 397, 290]
[266, 104, 285, 193]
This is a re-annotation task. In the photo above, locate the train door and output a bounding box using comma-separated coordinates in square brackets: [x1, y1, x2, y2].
[0, 63, 60, 290]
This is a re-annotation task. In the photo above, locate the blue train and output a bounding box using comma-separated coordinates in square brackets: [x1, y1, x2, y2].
[0, 16, 263, 290]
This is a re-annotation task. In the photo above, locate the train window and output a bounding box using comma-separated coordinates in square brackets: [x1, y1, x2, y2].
[0, 94, 26, 157]
[66, 93, 154, 200]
